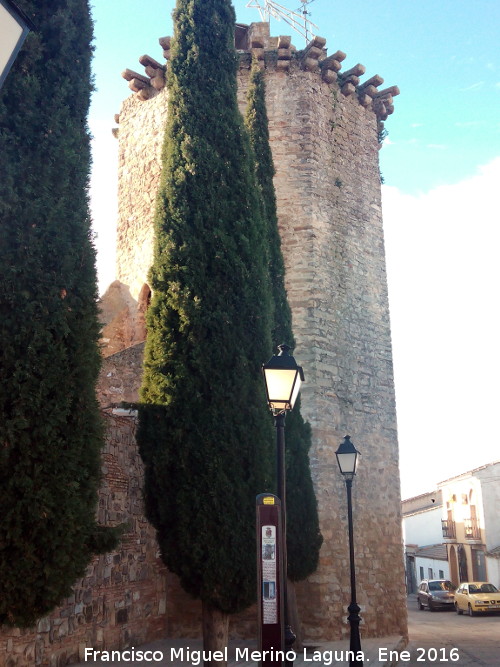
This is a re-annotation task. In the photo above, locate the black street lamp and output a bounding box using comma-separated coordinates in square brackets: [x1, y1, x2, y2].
[335, 435, 363, 666]
[263, 344, 304, 663]
[0, 0, 34, 90]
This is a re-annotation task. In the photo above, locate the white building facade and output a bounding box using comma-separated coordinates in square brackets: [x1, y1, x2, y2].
[402, 491, 449, 593]
[402, 462, 500, 592]
[439, 462, 500, 588]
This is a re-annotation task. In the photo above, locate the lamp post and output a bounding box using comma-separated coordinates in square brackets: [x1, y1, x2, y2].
[0, 0, 34, 90]
[335, 435, 363, 666]
[262, 344, 304, 664]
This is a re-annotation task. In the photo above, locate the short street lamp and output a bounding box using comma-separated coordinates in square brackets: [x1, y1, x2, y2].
[0, 0, 34, 89]
[335, 435, 363, 666]
[263, 344, 304, 663]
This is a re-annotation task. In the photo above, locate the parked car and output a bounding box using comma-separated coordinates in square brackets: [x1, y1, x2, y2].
[417, 579, 456, 611]
[454, 582, 500, 616]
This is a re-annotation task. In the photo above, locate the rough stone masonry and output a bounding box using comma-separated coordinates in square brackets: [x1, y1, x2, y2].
[104, 19, 408, 643]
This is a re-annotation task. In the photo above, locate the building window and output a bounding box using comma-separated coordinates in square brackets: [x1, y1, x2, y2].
[419, 566, 424, 581]
[439, 569, 444, 578]
[428, 567, 433, 579]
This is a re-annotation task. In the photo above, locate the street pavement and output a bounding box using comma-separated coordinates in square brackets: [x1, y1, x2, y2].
[404, 593, 500, 666]
[75, 595, 500, 666]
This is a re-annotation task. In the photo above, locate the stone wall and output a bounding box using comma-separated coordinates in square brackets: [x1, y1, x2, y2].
[98, 343, 145, 407]
[114, 86, 166, 305]
[102, 22, 407, 641]
[0, 413, 168, 667]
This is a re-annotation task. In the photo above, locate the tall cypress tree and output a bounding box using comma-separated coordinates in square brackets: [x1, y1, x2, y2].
[244, 61, 323, 584]
[137, 0, 274, 657]
[0, 0, 116, 627]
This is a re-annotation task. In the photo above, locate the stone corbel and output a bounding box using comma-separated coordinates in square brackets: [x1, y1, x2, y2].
[341, 82, 356, 97]
[320, 50, 346, 83]
[372, 87, 399, 118]
[359, 84, 378, 98]
[359, 74, 384, 91]
[301, 35, 327, 72]
[339, 63, 366, 88]
[357, 76, 382, 107]
[251, 47, 265, 60]
[358, 93, 372, 108]
[376, 85, 400, 98]
[373, 99, 388, 120]
[139, 55, 166, 91]
[342, 63, 366, 79]
[122, 69, 155, 100]
[277, 34, 292, 66]
[159, 36, 171, 60]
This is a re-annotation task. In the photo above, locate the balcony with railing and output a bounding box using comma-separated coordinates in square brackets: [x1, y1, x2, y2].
[464, 517, 481, 540]
[441, 519, 456, 539]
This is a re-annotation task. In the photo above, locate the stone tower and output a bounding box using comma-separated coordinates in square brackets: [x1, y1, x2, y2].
[100, 22, 407, 641]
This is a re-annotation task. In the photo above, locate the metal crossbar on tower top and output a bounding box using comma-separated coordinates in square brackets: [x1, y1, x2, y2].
[245, 0, 318, 43]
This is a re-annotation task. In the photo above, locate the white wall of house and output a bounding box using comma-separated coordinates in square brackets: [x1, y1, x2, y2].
[486, 557, 500, 588]
[403, 463, 500, 589]
[476, 463, 500, 551]
[415, 557, 449, 584]
[404, 507, 443, 546]
[439, 474, 486, 531]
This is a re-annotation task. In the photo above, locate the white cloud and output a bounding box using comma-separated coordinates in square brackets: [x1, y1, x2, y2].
[382, 158, 500, 498]
[459, 81, 485, 92]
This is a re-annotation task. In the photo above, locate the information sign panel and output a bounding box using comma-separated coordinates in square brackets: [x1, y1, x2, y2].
[256, 493, 284, 665]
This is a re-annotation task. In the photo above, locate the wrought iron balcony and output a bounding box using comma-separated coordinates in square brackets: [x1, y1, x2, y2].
[442, 519, 456, 539]
[464, 517, 481, 540]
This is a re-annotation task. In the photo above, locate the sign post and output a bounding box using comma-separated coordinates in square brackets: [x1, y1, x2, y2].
[257, 493, 284, 665]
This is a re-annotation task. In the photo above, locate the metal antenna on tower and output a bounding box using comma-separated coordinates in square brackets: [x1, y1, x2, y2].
[297, 0, 317, 44]
[245, 0, 318, 44]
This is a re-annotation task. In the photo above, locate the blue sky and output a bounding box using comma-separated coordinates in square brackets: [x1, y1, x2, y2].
[88, 0, 500, 499]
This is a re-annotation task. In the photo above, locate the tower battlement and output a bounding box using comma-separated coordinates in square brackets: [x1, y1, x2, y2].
[117, 22, 398, 123]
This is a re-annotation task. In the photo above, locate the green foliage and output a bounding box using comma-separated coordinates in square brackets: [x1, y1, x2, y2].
[244, 61, 291, 347]
[244, 61, 322, 582]
[282, 402, 322, 581]
[0, 0, 117, 627]
[378, 125, 388, 183]
[137, 0, 274, 615]
[378, 124, 389, 144]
